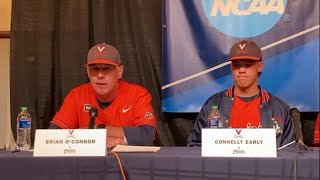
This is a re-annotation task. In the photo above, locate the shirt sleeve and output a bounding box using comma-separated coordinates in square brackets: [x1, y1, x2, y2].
[48, 124, 62, 129]
[187, 100, 211, 147]
[50, 90, 79, 129]
[187, 112, 206, 147]
[279, 105, 295, 147]
[123, 125, 156, 145]
[131, 88, 157, 133]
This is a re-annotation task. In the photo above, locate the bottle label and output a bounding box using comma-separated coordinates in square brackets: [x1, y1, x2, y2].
[208, 117, 224, 128]
[19, 120, 31, 128]
[208, 118, 220, 128]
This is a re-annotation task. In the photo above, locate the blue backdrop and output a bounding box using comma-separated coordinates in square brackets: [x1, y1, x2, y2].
[162, 0, 319, 112]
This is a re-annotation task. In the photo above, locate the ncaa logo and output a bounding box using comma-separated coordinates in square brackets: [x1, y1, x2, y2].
[201, 0, 288, 38]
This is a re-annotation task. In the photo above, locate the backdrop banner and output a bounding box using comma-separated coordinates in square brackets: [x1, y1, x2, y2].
[162, 0, 319, 112]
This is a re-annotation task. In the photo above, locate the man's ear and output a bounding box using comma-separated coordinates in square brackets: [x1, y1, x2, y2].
[258, 61, 264, 73]
[118, 65, 124, 79]
[86, 67, 90, 79]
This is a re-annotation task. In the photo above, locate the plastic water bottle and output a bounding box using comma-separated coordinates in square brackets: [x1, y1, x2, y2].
[207, 105, 223, 128]
[16, 106, 32, 150]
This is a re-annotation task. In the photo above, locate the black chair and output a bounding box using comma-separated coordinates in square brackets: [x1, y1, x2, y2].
[301, 112, 318, 146]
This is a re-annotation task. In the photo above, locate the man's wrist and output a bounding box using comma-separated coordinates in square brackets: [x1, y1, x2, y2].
[123, 135, 128, 145]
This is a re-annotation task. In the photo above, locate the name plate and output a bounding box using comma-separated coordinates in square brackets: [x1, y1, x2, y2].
[34, 129, 106, 157]
[202, 128, 276, 157]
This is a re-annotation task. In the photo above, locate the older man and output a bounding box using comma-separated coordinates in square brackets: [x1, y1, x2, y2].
[49, 43, 157, 149]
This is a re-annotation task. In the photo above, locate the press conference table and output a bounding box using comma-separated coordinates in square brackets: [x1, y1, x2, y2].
[0, 145, 319, 180]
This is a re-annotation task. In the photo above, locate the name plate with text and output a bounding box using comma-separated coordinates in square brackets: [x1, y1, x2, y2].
[202, 128, 276, 157]
[34, 129, 106, 157]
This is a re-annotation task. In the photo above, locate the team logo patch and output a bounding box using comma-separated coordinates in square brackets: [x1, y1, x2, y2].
[84, 104, 91, 112]
[145, 112, 153, 119]
[272, 117, 283, 134]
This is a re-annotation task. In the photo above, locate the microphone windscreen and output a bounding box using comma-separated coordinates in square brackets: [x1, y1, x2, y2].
[97, 124, 106, 129]
[89, 107, 99, 118]
[88, 107, 98, 129]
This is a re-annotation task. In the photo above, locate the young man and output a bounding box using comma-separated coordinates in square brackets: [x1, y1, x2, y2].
[49, 43, 157, 149]
[187, 40, 295, 148]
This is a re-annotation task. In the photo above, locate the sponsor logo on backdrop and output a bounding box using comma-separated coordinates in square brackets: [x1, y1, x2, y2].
[201, 0, 288, 38]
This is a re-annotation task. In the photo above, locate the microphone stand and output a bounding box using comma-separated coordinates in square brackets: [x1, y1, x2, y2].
[290, 108, 312, 152]
[88, 107, 98, 129]
[89, 116, 96, 129]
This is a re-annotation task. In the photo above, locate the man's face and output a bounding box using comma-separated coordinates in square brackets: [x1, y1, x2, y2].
[87, 63, 123, 99]
[230, 60, 263, 89]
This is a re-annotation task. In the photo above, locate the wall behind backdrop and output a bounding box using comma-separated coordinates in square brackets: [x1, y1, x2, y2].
[0, 0, 14, 148]
[10, 0, 319, 146]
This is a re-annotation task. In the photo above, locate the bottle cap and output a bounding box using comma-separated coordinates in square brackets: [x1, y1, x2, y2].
[211, 105, 218, 109]
[21, 107, 28, 110]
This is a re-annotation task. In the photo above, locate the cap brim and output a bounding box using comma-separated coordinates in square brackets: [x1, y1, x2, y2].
[84, 59, 119, 67]
[227, 56, 261, 61]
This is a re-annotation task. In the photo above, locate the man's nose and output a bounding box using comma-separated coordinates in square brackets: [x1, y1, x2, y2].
[97, 71, 104, 78]
[239, 66, 246, 72]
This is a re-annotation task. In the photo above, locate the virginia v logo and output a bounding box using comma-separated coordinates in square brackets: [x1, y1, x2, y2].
[201, 0, 288, 38]
[234, 129, 243, 138]
[97, 46, 105, 53]
[239, 43, 246, 50]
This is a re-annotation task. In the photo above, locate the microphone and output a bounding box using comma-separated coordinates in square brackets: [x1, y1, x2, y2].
[88, 107, 98, 129]
[290, 108, 311, 151]
[97, 124, 106, 129]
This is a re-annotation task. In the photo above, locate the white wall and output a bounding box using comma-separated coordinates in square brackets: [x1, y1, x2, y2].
[0, 39, 14, 147]
[0, 0, 11, 31]
[0, 0, 14, 147]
